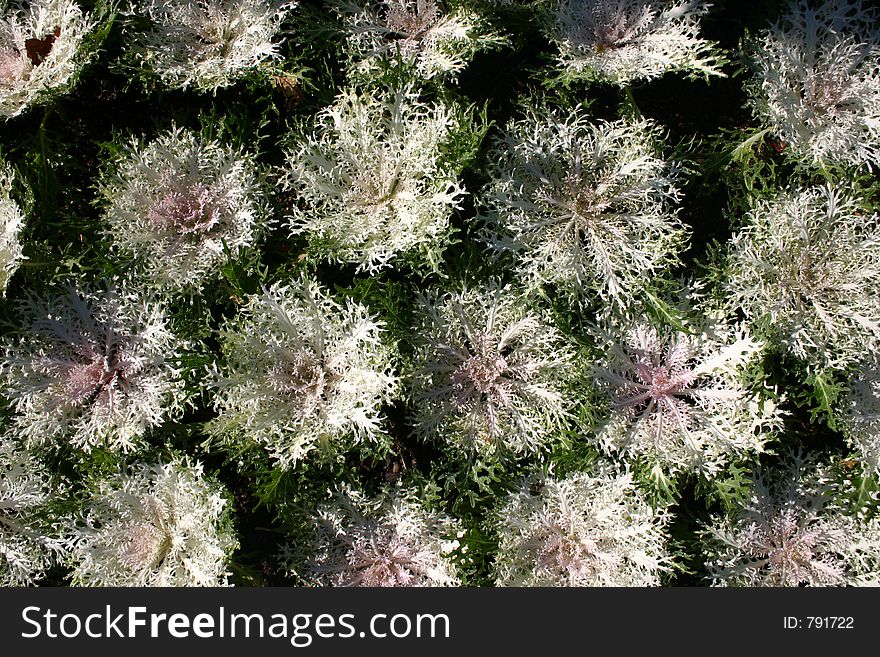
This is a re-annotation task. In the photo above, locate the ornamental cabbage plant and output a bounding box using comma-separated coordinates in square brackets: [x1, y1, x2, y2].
[282, 83, 467, 273]
[480, 107, 687, 308]
[726, 184, 880, 372]
[494, 470, 671, 586]
[747, 0, 880, 169]
[293, 485, 461, 587]
[408, 282, 578, 456]
[208, 276, 398, 469]
[0, 440, 67, 586]
[69, 457, 237, 587]
[0, 283, 186, 452]
[0, 0, 97, 118]
[99, 126, 267, 293]
[332, 0, 504, 80]
[0, 159, 24, 296]
[701, 453, 880, 586]
[130, 0, 293, 92]
[592, 318, 781, 477]
[549, 0, 725, 85]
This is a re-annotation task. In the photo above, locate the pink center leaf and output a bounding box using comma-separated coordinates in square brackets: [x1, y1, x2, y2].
[449, 332, 515, 436]
[611, 332, 699, 424]
[342, 534, 420, 587]
[0, 47, 29, 85]
[266, 349, 330, 417]
[147, 183, 222, 236]
[384, 0, 441, 51]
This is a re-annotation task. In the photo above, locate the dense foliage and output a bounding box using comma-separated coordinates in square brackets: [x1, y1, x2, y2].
[1, 0, 879, 587]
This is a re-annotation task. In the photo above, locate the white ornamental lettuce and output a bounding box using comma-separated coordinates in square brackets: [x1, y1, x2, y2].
[747, 0, 880, 169]
[549, 0, 724, 85]
[208, 277, 398, 469]
[100, 126, 266, 292]
[283, 84, 465, 273]
[495, 470, 671, 586]
[70, 458, 237, 587]
[0, 0, 96, 118]
[0, 284, 186, 452]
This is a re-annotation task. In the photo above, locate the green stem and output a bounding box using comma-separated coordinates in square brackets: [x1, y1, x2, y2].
[37, 106, 56, 220]
[621, 85, 642, 120]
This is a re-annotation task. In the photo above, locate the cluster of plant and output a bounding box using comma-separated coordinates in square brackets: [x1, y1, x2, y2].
[1, 0, 879, 587]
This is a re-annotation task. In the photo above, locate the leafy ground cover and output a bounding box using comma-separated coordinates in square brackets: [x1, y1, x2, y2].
[2, 0, 879, 587]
